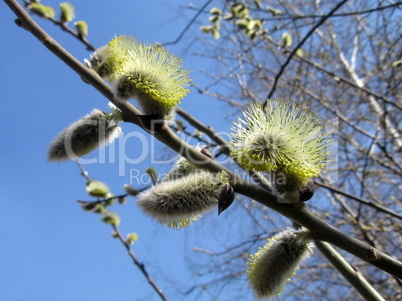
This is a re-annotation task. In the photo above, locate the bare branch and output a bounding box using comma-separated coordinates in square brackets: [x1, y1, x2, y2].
[265, 0, 348, 103]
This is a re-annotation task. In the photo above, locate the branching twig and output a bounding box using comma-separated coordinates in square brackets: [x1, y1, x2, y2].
[22, 0, 96, 51]
[265, 0, 348, 103]
[76, 163, 169, 300]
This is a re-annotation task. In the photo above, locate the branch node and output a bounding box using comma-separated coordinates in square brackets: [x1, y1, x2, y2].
[366, 247, 379, 262]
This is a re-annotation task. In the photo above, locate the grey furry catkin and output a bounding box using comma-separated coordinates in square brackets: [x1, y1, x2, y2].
[48, 109, 121, 161]
[247, 229, 313, 299]
[137, 171, 222, 225]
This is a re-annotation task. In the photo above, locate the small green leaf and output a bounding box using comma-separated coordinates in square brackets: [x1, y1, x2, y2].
[86, 180, 109, 197]
[254, 0, 262, 9]
[101, 212, 120, 226]
[123, 184, 140, 196]
[282, 32, 292, 47]
[126, 233, 139, 245]
[60, 2, 75, 22]
[74, 21, 88, 37]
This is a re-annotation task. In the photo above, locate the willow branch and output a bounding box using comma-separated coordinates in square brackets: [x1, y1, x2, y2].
[5, 0, 402, 280]
[315, 241, 386, 301]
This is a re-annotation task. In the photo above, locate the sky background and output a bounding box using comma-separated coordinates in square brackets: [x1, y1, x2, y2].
[0, 1, 303, 300]
[0, 1, 251, 300]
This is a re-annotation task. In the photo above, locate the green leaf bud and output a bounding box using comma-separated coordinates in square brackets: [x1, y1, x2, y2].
[210, 8, 222, 16]
[200, 25, 213, 33]
[104, 193, 116, 206]
[118, 196, 127, 205]
[123, 184, 140, 196]
[392, 59, 402, 69]
[86, 180, 109, 198]
[296, 48, 304, 57]
[282, 32, 292, 47]
[126, 233, 138, 245]
[267, 6, 283, 16]
[236, 18, 249, 30]
[212, 28, 220, 39]
[74, 21, 88, 38]
[231, 4, 249, 19]
[101, 212, 120, 226]
[80, 201, 98, 212]
[93, 203, 106, 214]
[209, 14, 220, 24]
[29, 3, 55, 19]
[59, 2, 75, 23]
[175, 120, 186, 132]
[146, 167, 158, 184]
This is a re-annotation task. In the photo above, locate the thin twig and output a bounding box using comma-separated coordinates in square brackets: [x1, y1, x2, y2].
[258, 2, 402, 21]
[265, 0, 348, 103]
[111, 225, 169, 301]
[163, 0, 213, 46]
[315, 181, 402, 220]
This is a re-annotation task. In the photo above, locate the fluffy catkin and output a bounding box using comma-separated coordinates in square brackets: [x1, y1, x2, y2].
[137, 171, 222, 225]
[247, 229, 313, 299]
[48, 109, 121, 161]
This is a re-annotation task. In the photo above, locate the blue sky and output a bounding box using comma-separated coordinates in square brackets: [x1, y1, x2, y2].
[0, 1, 263, 300]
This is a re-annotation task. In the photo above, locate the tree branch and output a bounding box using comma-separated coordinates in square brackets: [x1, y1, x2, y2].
[5, 0, 402, 281]
[315, 241, 386, 301]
